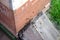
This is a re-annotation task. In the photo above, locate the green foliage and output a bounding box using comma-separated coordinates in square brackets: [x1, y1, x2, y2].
[49, 0, 60, 30]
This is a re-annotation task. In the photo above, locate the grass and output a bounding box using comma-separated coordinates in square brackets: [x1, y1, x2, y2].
[49, 0, 60, 30]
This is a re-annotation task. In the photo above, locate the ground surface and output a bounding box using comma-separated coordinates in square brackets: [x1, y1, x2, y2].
[23, 25, 43, 40]
[0, 30, 10, 40]
[0, 26, 43, 40]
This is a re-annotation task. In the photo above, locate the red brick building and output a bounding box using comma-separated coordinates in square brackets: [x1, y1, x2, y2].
[0, 0, 50, 36]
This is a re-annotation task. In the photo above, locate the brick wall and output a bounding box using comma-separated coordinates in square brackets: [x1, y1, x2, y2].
[0, 2, 16, 35]
[14, 0, 50, 33]
[0, 0, 50, 36]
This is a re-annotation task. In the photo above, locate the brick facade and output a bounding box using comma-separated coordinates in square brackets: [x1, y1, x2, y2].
[0, 0, 50, 36]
